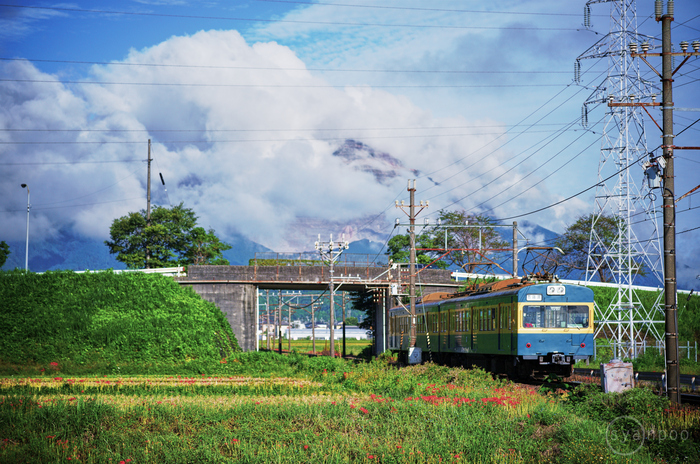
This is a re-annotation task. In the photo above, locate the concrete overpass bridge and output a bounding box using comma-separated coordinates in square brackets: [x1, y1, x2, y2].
[177, 262, 459, 354]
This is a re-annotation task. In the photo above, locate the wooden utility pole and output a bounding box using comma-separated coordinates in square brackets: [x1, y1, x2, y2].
[660, 5, 680, 405]
[395, 180, 428, 348]
[629, 0, 700, 403]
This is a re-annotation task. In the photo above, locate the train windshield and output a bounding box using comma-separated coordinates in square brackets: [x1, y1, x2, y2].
[522, 305, 589, 329]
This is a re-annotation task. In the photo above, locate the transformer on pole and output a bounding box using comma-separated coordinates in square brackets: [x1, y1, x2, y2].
[577, 0, 665, 360]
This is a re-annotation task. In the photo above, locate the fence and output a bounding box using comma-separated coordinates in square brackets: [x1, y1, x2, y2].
[593, 340, 698, 363]
[252, 252, 387, 268]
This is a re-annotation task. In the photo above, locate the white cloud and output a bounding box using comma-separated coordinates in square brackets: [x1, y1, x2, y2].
[0, 21, 675, 254]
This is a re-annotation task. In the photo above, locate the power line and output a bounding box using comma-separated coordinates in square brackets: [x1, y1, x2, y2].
[0, 196, 143, 213]
[0, 159, 143, 165]
[491, 154, 647, 222]
[0, 129, 581, 145]
[0, 4, 580, 31]
[0, 78, 567, 89]
[0, 57, 571, 75]
[255, 0, 605, 17]
[678, 225, 700, 235]
[0, 122, 592, 133]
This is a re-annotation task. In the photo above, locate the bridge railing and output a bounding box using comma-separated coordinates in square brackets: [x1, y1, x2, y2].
[251, 252, 387, 269]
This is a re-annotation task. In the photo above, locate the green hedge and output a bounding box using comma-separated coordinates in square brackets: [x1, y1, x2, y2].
[0, 270, 239, 371]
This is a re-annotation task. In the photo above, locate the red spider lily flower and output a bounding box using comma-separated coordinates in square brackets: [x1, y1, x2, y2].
[50, 362, 59, 366]
[350, 404, 356, 409]
[304, 445, 309, 450]
[232, 439, 239, 444]
[367, 455, 375, 459]
[396, 445, 402, 449]
[360, 407, 369, 414]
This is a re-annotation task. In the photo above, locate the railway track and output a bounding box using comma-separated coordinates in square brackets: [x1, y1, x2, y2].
[572, 368, 700, 405]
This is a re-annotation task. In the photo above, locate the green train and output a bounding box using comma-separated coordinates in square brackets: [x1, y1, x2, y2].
[388, 277, 595, 377]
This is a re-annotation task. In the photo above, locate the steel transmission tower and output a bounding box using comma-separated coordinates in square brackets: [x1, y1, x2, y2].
[576, 0, 664, 359]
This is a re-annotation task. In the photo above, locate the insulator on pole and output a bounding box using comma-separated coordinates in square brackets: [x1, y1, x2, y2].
[584, 5, 591, 28]
[668, 0, 674, 17]
[581, 106, 588, 127]
[655, 0, 663, 19]
[574, 60, 581, 83]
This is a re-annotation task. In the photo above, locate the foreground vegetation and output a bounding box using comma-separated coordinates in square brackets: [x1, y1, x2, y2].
[1, 352, 699, 463]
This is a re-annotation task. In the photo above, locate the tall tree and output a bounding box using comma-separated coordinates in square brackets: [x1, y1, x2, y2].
[435, 210, 509, 272]
[554, 213, 644, 283]
[105, 203, 231, 269]
[0, 241, 9, 268]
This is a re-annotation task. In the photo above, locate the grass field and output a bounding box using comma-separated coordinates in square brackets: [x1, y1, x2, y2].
[261, 338, 372, 357]
[1, 352, 699, 463]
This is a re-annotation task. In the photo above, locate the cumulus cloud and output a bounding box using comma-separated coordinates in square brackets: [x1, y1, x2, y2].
[0, 26, 622, 253]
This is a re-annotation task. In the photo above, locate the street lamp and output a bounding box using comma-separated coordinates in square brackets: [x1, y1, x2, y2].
[20, 184, 30, 271]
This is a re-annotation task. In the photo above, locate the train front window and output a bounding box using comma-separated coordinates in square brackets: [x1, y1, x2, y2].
[522, 305, 589, 328]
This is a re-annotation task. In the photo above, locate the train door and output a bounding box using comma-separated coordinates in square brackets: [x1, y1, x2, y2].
[498, 302, 511, 352]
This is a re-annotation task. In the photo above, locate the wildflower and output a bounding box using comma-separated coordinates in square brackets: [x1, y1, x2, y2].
[360, 407, 369, 414]
[54, 377, 63, 381]
[367, 455, 375, 459]
[304, 445, 309, 450]
[397, 445, 402, 449]
[50, 362, 59, 367]
[232, 439, 239, 444]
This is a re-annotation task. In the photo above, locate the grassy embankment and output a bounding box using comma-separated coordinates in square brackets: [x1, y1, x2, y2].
[1, 270, 699, 463]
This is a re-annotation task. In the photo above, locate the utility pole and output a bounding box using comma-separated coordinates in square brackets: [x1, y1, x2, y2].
[278, 289, 282, 355]
[660, 4, 679, 405]
[342, 292, 346, 358]
[629, 0, 700, 404]
[395, 180, 428, 350]
[512, 221, 518, 277]
[266, 290, 271, 350]
[315, 234, 349, 357]
[146, 139, 152, 269]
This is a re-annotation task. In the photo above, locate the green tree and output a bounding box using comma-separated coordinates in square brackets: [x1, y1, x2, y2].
[350, 290, 376, 335]
[344, 316, 359, 326]
[386, 233, 448, 269]
[387, 210, 508, 271]
[0, 241, 9, 268]
[185, 227, 232, 265]
[105, 203, 231, 269]
[435, 210, 509, 272]
[554, 213, 644, 283]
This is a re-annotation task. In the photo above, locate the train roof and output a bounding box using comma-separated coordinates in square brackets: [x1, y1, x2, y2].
[389, 277, 594, 314]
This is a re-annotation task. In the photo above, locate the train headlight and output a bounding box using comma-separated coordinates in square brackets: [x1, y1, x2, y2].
[546, 285, 566, 296]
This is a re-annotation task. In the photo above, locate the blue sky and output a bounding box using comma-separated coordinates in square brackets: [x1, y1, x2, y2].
[1, 1, 699, 287]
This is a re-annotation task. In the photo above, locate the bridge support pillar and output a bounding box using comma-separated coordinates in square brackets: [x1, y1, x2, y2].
[187, 282, 258, 352]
